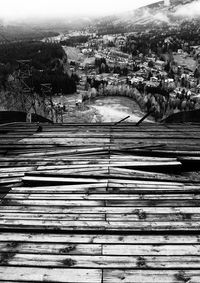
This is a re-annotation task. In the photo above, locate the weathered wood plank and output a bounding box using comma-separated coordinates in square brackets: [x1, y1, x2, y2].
[33, 161, 181, 171]
[0, 242, 101, 255]
[1, 212, 199, 222]
[1, 254, 200, 268]
[5, 193, 200, 200]
[0, 199, 105, 206]
[0, 220, 199, 231]
[0, 156, 178, 161]
[107, 213, 200, 221]
[0, 167, 36, 173]
[103, 244, 200, 255]
[0, 267, 101, 282]
[0, 241, 199, 256]
[108, 185, 200, 193]
[22, 176, 108, 184]
[0, 233, 199, 244]
[1, 206, 200, 214]
[0, 213, 105, 220]
[0, 173, 25, 178]
[9, 183, 107, 193]
[18, 147, 110, 156]
[5, 132, 200, 138]
[103, 270, 200, 283]
[0, 178, 22, 185]
[10, 183, 199, 194]
[2, 198, 200, 207]
[105, 200, 200, 206]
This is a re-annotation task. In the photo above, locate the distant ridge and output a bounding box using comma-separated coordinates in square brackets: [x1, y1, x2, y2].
[95, 0, 197, 33]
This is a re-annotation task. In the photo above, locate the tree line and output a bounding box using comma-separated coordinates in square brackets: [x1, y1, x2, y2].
[0, 41, 78, 94]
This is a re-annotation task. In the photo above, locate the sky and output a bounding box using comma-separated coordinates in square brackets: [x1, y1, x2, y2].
[0, 0, 161, 21]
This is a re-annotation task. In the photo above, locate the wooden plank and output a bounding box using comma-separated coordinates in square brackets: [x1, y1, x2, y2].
[2, 212, 200, 222]
[104, 221, 200, 231]
[34, 161, 181, 171]
[108, 168, 190, 182]
[108, 185, 200, 193]
[18, 138, 110, 145]
[111, 138, 200, 143]
[1, 206, 200, 214]
[0, 213, 105, 220]
[6, 132, 200, 138]
[0, 220, 200, 231]
[0, 241, 199, 256]
[103, 270, 200, 283]
[0, 167, 36, 173]
[0, 267, 101, 282]
[5, 193, 200, 200]
[0, 178, 22, 184]
[0, 199, 105, 206]
[0, 161, 109, 168]
[18, 147, 110, 156]
[1, 254, 200, 268]
[22, 177, 186, 187]
[29, 169, 109, 176]
[22, 176, 108, 184]
[0, 155, 178, 161]
[26, 171, 109, 178]
[0, 233, 199, 244]
[9, 183, 107, 193]
[0, 242, 101, 255]
[11, 135, 200, 142]
[111, 133, 200, 138]
[2, 198, 200, 207]
[0, 173, 25, 178]
[130, 149, 200, 156]
[105, 200, 200, 206]
[107, 213, 200, 221]
[3, 126, 199, 132]
[0, 156, 178, 162]
[103, 244, 200, 255]
[108, 181, 188, 187]
[108, 180, 185, 186]
[9, 133, 198, 139]
[0, 220, 107, 230]
[9, 186, 191, 194]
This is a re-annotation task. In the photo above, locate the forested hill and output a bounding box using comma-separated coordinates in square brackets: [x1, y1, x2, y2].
[0, 24, 59, 43]
[0, 41, 64, 68]
[0, 41, 77, 94]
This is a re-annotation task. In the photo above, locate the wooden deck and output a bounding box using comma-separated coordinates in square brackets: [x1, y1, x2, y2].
[0, 122, 200, 282]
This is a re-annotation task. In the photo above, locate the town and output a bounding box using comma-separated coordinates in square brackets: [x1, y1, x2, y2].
[41, 18, 200, 123]
[1, 1, 200, 124]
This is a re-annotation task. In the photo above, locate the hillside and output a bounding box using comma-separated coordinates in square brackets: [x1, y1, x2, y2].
[0, 41, 78, 120]
[95, 0, 199, 33]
